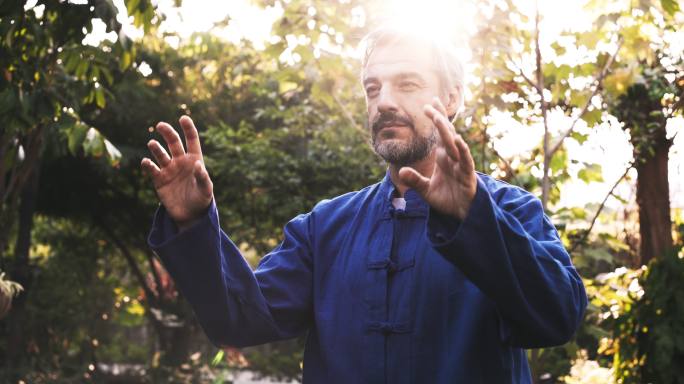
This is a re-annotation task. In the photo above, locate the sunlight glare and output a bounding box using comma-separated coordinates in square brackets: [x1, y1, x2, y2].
[374, 0, 476, 53]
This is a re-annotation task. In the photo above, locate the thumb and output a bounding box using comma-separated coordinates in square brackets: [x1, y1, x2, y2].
[193, 160, 213, 196]
[398, 167, 430, 196]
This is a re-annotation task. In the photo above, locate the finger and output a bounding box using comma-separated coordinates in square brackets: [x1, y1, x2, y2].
[398, 167, 430, 196]
[435, 146, 452, 172]
[179, 115, 203, 156]
[424, 104, 460, 162]
[454, 134, 475, 174]
[432, 96, 448, 118]
[193, 160, 213, 197]
[141, 157, 162, 179]
[156, 122, 186, 158]
[147, 139, 171, 167]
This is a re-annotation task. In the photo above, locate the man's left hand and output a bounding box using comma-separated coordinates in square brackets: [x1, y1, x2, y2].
[398, 97, 477, 221]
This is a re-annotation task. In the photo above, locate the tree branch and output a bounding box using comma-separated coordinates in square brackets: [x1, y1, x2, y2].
[548, 37, 623, 157]
[489, 142, 521, 185]
[569, 162, 633, 253]
[533, 1, 552, 210]
[331, 91, 366, 136]
[0, 131, 14, 199]
[313, 56, 367, 136]
[4, 125, 45, 200]
[665, 89, 684, 120]
[96, 219, 159, 307]
[505, 52, 539, 92]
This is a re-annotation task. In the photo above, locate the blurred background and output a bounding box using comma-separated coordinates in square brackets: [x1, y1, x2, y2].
[0, 0, 683, 382]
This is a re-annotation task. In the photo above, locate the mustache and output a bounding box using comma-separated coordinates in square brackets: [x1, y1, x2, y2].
[371, 112, 414, 135]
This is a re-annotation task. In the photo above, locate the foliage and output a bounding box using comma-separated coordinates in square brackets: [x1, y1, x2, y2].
[1, 0, 683, 382]
[611, 248, 684, 383]
[12, 216, 120, 378]
[583, 223, 684, 384]
[562, 349, 615, 384]
[608, 61, 682, 160]
[0, 0, 158, 257]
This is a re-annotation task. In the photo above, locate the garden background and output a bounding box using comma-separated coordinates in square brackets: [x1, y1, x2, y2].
[1, 0, 683, 382]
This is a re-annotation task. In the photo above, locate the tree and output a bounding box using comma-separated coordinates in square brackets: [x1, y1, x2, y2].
[0, 0, 157, 376]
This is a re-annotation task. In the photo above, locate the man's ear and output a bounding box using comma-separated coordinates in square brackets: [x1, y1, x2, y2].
[445, 85, 462, 121]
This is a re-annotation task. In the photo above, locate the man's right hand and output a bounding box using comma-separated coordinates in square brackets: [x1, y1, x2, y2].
[141, 115, 213, 230]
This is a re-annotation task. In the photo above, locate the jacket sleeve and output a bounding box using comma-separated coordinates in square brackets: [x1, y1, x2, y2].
[426, 176, 587, 348]
[148, 200, 313, 348]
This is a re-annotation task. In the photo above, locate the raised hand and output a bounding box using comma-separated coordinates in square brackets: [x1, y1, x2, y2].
[141, 115, 213, 229]
[398, 97, 477, 221]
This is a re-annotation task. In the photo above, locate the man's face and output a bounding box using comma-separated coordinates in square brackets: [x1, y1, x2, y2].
[363, 40, 447, 167]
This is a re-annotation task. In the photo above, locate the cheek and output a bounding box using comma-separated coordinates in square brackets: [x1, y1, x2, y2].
[413, 115, 436, 136]
[367, 109, 377, 125]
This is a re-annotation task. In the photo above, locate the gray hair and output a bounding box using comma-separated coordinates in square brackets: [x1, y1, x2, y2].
[359, 25, 465, 112]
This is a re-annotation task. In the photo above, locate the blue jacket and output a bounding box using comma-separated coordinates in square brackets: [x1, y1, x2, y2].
[148, 172, 587, 383]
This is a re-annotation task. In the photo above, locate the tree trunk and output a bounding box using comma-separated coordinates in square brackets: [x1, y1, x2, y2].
[5, 167, 40, 376]
[635, 131, 673, 264]
[98, 219, 196, 366]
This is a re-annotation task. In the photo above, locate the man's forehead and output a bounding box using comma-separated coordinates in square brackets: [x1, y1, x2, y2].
[366, 40, 433, 66]
[363, 42, 435, 80]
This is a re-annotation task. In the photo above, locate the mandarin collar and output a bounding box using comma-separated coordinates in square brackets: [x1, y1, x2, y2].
[379, 169, 429, 217]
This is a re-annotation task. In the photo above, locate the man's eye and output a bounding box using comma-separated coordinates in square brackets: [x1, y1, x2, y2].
[399, 82, 419, 91]
[365, 86, 379, 97]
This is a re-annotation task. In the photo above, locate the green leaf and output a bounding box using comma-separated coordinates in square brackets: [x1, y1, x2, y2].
[95, 87, 106, 108]
[571, 207, 587, 220]
[569, 91, 590, 108]
[279, 81, 298, 94]
[211, 350, 224, 366]
[83, 127, 105, 157]
[75, 60, 89, 78]
[576, 31, 602, 50]
[549, 150, 568, 173]
[99, 67, 113, 85]
[571, 131, 589, 144]
[103, 139, 122, 166]
[67, 122, 89, 155]
[264, 42, 285, 60]
[661, 0, 680, 16]
[120, 51, 132, 71]
[293, 45, 313, 63]
[126, 0, 141, 15]
[582, 108, 603, 126]
[578, 163, 604, 183]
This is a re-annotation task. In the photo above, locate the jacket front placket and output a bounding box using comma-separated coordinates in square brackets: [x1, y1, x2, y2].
[361, 182, 424, 383]
[361, 198, 394, 383]
[384, 193, 424, 384]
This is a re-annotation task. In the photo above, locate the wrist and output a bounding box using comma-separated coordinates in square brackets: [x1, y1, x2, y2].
[172, 199, 213, 232]
[453, 185, 477, 221]
[175, 217, 202, 232]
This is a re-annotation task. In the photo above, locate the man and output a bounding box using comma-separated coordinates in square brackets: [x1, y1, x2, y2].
[141, 26, 587, 383]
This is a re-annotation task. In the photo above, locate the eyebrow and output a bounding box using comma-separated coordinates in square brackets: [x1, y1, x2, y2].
[363, 71, 427, 86]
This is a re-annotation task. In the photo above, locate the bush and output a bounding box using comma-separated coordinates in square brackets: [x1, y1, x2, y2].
[612, 247, 684, 383]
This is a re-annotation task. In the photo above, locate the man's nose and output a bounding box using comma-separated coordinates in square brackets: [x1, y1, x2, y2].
[377, 87, 399, 114]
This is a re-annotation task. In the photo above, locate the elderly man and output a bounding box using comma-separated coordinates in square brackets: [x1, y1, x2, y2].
[142, 26, 587, 383]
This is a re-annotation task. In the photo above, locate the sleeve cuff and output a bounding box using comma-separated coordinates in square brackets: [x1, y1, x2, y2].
[426, 177, 489, 248]
[147, 200, 219, 250]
